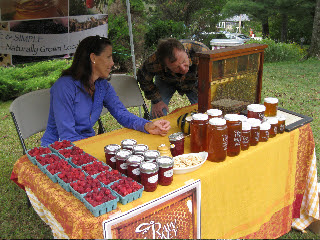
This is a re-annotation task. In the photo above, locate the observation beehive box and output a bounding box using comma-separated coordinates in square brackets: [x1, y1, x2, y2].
[197, 43, 268, 114]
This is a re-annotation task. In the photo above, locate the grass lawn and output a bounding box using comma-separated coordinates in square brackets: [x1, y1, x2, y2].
[0, 59, 319, 239]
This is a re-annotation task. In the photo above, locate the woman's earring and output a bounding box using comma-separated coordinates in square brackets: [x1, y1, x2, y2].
[93, 61, 95, 64]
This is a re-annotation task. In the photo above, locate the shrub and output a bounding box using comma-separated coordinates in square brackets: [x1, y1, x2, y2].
[246, 38, 306, 62]
[0, 59, 71, 101]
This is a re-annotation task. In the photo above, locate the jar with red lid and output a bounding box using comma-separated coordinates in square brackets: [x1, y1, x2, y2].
[260, 122, 271, 142]
[266, 117, 278, 138]
[115, 149, 132, 175]
[207, 118, 228, 162]
[156, 156, 174, 186]
[224, 114, 242, 157]
[143, 150, 160, 163]
[140, 162, 159, 192]
[168, 132, 185, 157]
[247, 104, 266, 121]
[132, 144, 149, 156]
[190, 113, 208, 153]
[207, 109, 223, 119]
[241, 122, 251, 151]
[246, 118, 261, 146]
[277, 115, 286, 134]
[126, 155, 144, 182]
[121, 139, 137, 150]
[104, 144, 121, 169]
[264, 97, 278, 117]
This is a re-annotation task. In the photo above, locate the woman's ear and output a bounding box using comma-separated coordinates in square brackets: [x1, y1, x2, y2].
[90, 53, 96, 64]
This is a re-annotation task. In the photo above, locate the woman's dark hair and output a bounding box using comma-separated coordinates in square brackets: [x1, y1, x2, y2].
[61, 35, 112, 92]
[156, 38, 185, 64]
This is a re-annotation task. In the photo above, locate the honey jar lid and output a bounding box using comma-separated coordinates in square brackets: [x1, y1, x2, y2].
[238, 115, 248, 122]
[126, 155, 144, 165]
[144, 150, 160, 159]
[192, 113, 208, 121]
[156, 156, 174, 168]
[246, 118, 261, 127]
[132, 144, 149, 153]
[242, 122, 251, 131]
[207, 109, 222, 117]
[140, 161, 159, 174]
[224, 114, 241, 122]
[121, 139, 137, 146]
[247, 104, 266, 112]
[104, 144, 121, 153]
[266, 117, 278, 125]
[260, 122, 271, 130]
[115, 149, 132, 160]
[208, 118, 226, 126]
[264, 97, 278, 104]
[168, 132, 185, 141]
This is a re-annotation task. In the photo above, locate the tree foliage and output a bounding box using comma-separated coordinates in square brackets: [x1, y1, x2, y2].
[308, 0, 320, 58]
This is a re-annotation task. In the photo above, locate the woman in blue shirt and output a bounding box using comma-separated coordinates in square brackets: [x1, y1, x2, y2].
[41, 36, 170, 146]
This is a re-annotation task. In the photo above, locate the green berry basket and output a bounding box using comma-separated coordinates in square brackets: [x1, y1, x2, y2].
[26, 147, 52, 165]
[69, 154, 99, 168]
[107, 180, 144, 205]
[82, 189, 119, 217]
[48, 140, 75, 153]
[81, 161, 111, 177]
[96, 172, 127, 188]
[70, 180, 92, 202]
[44, 165, 60, 183]
[35, 153, 62, 174]
[56, 174, 72, 192]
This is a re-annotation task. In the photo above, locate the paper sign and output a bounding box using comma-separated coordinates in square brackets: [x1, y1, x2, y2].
[103, 180, 201, 239]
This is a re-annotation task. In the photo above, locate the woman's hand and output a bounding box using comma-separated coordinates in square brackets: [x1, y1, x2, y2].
[144, 120, 171, 136]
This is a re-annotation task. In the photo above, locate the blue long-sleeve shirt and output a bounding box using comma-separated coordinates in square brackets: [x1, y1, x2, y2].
[41, 76, 150, 146]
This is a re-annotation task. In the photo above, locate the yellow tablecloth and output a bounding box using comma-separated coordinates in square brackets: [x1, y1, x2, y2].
[11, 105, 318, 239]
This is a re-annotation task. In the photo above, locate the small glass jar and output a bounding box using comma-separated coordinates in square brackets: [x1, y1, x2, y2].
[224, 114, 242, 157]
[266, 117, 278, 138]
[121, 139, 137, 150]
[143, 150, 160, 163]
[207, 109, 223, 119]
[247, 104, 266, 121]
[241, 122, 251, 151]
[168, 132, 185, 157]
[277, 115, 286, 134]
[104, 144, 121, 169]
[207, 118, 228, 162]
[156, 156, 174, 186]
[238, 115, 248, 123]
[246, 118, 261, 146]
[132, 144, 149, 155]
[260, 122, 271, 142]
[264, 97, 278, 117]
[190, 113, 208, 153]
[115, 149, 132, 175]
[140, 162, 159, 192]
[126, 155, 144, 182]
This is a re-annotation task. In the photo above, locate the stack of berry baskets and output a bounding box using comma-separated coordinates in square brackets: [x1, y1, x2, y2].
[69, 175, 102, 202]
[82, 187, 119, 217]
[56, 168, 86, 192]
[56, 146, 84, 162]
[44, 158, 72, 183]
[81, 161, 111, 178]
[69, 152, 98, 168]
[34, 153, 61, 174]
[107, 176, 144, 205]
[48, 140, 75, 153]
[26, 147, 52, 165]
[95, 169, 126, 188]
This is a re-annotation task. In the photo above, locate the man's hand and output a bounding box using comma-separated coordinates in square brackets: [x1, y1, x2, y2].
[151, 101, 169, 118]
[144, 120, 171, 136]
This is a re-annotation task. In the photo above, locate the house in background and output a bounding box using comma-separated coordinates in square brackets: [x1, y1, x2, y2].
[217, 14, 250, 33]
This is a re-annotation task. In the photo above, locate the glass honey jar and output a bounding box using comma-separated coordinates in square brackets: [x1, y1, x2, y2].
[264, 97, 278, 117]
[260, 122, 271, 142]
[207, 118, 228, 162]
[224, 114, 242, 157]
[246, 118, 261, 146]
[207, 109, 223, 119]
[266, 117, 278, 138]
[190, 113, 208, 153]
[247, 104, 266, 121]
[277, 115, 286, 134]
[241, 122, 251, 151]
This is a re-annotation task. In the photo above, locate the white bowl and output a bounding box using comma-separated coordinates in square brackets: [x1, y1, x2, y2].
[173, 152, 208, 175]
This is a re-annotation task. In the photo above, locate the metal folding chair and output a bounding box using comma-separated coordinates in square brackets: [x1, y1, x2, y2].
[98, 74, 150, 134]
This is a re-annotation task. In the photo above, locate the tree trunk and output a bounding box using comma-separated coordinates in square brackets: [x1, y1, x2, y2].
[281, 13, 288, 42]
[262, 17, 269, 38]
[308, 0, 320, 58]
